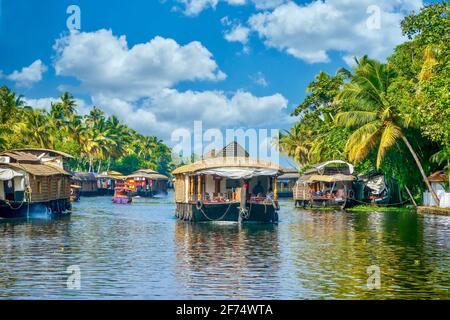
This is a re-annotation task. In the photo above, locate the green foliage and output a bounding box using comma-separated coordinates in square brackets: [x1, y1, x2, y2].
[0, 89, 173, 176]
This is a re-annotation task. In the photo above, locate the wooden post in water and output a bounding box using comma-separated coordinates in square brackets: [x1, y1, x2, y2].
[273, 177, 278, 201]
[197, 175, 202, 201]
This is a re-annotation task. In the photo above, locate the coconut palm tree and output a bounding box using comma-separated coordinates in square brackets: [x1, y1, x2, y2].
[335, 57, 440, 205]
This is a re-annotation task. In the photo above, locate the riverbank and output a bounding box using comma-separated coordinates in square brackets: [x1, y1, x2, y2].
[346, 205, 413, 213]
[417, 206, 450, 216]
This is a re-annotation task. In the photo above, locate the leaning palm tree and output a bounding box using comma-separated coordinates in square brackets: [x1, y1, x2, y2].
[335, 57, 440, 205]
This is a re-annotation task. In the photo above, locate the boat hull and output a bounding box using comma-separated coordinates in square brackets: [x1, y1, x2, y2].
[0, 199, 72, 219]
[176, 202, 278, 223]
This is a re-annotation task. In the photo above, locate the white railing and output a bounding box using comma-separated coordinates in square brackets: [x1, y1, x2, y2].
[423, 191, 450, 208]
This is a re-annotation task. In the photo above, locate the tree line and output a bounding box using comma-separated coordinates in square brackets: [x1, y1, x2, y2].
[279, 3, 449, 204]
[0, 89, 173, 176]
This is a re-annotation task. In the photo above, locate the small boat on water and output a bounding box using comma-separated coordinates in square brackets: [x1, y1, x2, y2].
[70, 184, 81, 202]
[173, 142, 281, 223]
[97, 171, 125, 195]
[112, 181, 132, 204]
[0, 149, 73, 218]
[293, 160, 356, 209]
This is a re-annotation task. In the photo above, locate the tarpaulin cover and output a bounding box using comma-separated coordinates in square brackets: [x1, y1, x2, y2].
[196, 167, 278, 179]
[0, 168, 24, 181]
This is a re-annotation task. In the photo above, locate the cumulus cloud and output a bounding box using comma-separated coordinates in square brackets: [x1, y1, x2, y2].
[24, 97, 89, 115]
[92, 89, 288, 139]
[53, 29, 226, 100]
[6, 60, 47, 87]
[175, 0, 286, 16]
[249, 0, 423, 64]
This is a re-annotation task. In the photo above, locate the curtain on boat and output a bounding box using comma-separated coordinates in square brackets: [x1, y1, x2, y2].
[0, 168, 24, 181]
[196, 167, 279, 179]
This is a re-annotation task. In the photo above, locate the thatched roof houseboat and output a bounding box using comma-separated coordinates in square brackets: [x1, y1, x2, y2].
[97, 171, 125, 195]
[126, 169, 169, 198]
[0, 149, 73, 218]
[72, 172, 98, 196]
[277, 168, 299, 198]
[172, 142, 282, 223]
[293, 160, 356, 209]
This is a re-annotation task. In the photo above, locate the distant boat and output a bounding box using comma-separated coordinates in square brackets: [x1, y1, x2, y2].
[125, 169, 169, 198]
[293, 160, 356, 209]
[172, 142, 281, 223]
[97, 171, 125, 195]
[112, 181, 132, 204]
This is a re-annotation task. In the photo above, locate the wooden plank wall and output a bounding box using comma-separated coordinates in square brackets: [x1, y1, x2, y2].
[29, 174, 71, 203]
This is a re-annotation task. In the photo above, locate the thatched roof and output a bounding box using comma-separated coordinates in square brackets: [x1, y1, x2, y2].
[428, 171, 447, 183]
[0, 162, 71, 176]
[0, 151, 40, 163]
[306, 174, 355, 183]
[304, 160, 354, 175]
[278, 172, 299, 180]
[97, 171, 125, 180]
[126, 169, 168, 180]
[5, 148, 74, 159]
[73, 172, 97, 181]
[173, 156, 281, 175]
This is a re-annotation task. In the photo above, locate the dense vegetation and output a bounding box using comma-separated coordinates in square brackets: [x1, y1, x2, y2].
[279, 3, 449, 202]
[0, 90, 173, 175]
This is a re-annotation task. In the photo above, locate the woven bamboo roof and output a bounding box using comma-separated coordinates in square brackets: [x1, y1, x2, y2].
[97, 171, 125, 180]
[126, 169, 169, 180]
[73, 172, 97, 181]
[0, 162, 71, 176]
[5, 148, 74, 159]
[306, 174, 356, 183]
[428, 171, 447, 182]
[173, 156, 281, 175]
[0, 151, 40, 163]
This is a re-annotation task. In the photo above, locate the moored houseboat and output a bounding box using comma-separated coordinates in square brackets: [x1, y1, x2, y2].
[97, 171, 125, 195]
[112, 180, 132, 204]
[126, 169, 168, 198]
[293, 160, 356, 209]
[0, 149, 73, 218]
[70, 184, 81, 202]
[173, 142, 281, 223]
[72, 172, 99, 196]
[277, 168, 299, 198]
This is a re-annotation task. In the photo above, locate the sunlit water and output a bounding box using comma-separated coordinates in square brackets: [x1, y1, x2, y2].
[0, 191, 449, 299]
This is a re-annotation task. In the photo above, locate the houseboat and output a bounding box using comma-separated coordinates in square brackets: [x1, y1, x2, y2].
[353, 172, 403, 205]
[97, 171, 125, 195]
[293, 160, 356, 209]
[70, 184, 81, 202]
[172, 142, 281, 223]
[277, 168, 299, 198]
[112, 180, 132, 204]
[126, 169, 168, 198]
[0, 149, 73, 218]
[72, 172, 98, 196]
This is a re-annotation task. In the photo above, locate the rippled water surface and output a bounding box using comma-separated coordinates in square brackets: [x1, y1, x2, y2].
[0, 192, 449, 299]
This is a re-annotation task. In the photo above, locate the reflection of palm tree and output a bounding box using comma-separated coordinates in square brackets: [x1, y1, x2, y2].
[335, 57, 439, 204]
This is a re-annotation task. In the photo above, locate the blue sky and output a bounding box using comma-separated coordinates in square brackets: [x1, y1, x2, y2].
[0, 0, 429, 164]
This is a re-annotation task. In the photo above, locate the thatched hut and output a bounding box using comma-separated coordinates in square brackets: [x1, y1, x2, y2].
[126, 169, 168, 197]
[0, 149, 73, 218]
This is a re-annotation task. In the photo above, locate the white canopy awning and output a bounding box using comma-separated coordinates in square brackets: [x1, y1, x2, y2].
[196, 167, 279, 179]
[0, 168, 24, 181]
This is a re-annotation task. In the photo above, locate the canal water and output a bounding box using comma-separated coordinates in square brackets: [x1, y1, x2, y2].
[0, 192, 449, 299]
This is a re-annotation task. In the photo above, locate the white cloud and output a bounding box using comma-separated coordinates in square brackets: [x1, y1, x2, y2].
[24, 97, 89, 115]
[92, 89, 288, 140]
[250, 72, 268, 87]
[224, 25, 250, 44]
[6, 60, 47, 87]
[175, 0, 286, 16]
[53, 29, 226, 100]
[249, 0, 423, 64]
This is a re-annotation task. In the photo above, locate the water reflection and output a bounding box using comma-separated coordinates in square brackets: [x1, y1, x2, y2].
[0, 196, 448, 299]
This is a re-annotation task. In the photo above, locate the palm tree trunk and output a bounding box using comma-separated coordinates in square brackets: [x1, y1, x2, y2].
[97, 159, 102, 173]
[401, 135, 440, 205]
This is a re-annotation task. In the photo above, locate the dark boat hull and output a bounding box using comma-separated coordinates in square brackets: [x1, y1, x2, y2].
[0, 199, 72, 219]
[176, 202, 278, 223]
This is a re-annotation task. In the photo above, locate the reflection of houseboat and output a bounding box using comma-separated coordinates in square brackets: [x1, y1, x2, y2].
[97, 171, 125, 195]
[126, 169, 168, 198]
[72, 172, 98, 196]
[0, 149, 73, 218]
[293, 160, 356, 209]
[112, 181, 132, 204]
[173, 142, 281, 223]
[277, 168, 299, 198]
[70, 184, 81, 202]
